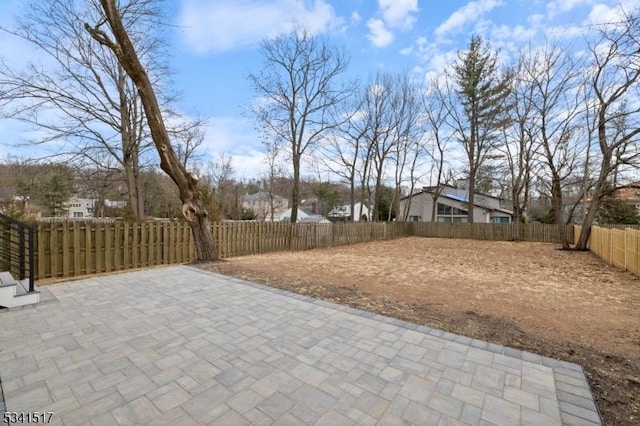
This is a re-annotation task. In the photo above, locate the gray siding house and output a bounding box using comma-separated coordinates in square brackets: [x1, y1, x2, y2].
[399, 183, 513, 223]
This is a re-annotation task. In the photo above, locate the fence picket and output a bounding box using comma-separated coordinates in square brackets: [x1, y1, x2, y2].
[586, 226, 639, 275]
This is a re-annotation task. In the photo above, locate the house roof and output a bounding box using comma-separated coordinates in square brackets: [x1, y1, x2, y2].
[243, 191, 287, 202]
[421, 184, 502, 200]
[299, 216, 331, 223]
[401, 190, 513, 216]
[279, 208, 308, 220]
[613, 187, 640, 202]
[327, 202, 370, 217]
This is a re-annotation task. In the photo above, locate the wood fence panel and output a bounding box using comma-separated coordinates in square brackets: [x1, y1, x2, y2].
[131, 222, 139, 269]
[611, 229, 626, 270]
[53, 222, 62, 277]
[155, 222, 163, 265]
[35, 220, 636, 280]
[626, 229, 640, 275]
[123, 222, 130, 270]
[105, 223, 113, 272]
[578, 226, 640, 276]
[85, 222, 93, 275]
[61, 222, 70, 277]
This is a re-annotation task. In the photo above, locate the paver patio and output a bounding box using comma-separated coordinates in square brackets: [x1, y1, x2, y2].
[0, 266, 601, 425]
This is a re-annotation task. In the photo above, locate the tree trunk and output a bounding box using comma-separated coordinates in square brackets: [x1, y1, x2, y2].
[123, 156, 144, 219]
[511, 186, 522, 224]
[118, 65, 144, 220]
[291, 154, 301, 223]
[87, 0, 217, 260]
[576, 162, 611, 250]
[358, 178, 367, 222]
[134, 158, 144, 217]
[467, 172, 475, 223]
[392, 185, 401, 221]
[576, 198, 598, 250]
[373, 164, 384, 222]
[550, 173, 569, 249]
[349, 175, 355, 222]
[576, 97, 615, 250]
[431, 194, 437, 222]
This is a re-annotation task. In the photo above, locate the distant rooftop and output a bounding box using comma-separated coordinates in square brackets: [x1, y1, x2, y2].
[243, 191, 287, 202]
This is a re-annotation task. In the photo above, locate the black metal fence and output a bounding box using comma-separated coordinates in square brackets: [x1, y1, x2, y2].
[0, 212, 36, 291]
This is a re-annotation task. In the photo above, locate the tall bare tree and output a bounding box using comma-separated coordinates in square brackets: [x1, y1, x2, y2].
[521, 41, 585, 247]
[361, 72, 401, 221]
[448, 35, 512, 222]
[204, 153, 236, 221]
[321, 92, 366, 222]
[576, 8, 640, 249]
[86, 0, 217, 260]
[0, 0, 175, 218]
[248, 28, 352, 222]
[423, 76, 454, 222]
[389, 72, 424, 221]
[261, 142, 285, 221]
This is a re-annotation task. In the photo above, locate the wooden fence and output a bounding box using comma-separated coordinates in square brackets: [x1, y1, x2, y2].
[34, 220, 574, 280]
[411, 222, 573, 243]
[36, 221, 196, 280]
[35, 221, 414, 279]
[574, 225, 640, 275]
[211, 221, 413, 258]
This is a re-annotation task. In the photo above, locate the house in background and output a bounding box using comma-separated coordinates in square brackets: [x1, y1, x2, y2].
[327, 202, 371, 222]
[610, 187, 640, 213]
[278, 207, 331, 223]
[399, 181, 513, 223]
[65, 195, 95, 218]
[241, 191, 289, 221]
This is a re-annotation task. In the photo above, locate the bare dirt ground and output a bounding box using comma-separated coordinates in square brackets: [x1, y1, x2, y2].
[195, 236, 640, 426]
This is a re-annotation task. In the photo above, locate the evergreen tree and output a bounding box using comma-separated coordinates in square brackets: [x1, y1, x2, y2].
[451, 35, 512, 222]
[34, 165, 74, 217]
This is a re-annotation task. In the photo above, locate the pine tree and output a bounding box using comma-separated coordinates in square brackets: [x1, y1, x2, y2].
[451, 35, 512, 222]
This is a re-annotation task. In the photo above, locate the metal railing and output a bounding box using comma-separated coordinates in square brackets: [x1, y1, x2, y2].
[0, 212, 36, 292]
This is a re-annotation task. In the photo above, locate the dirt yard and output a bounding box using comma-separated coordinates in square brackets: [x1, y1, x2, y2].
[195, 236, 640, 426]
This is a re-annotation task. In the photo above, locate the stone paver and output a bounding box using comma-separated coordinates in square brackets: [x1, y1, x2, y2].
[0, 266, 601, 425]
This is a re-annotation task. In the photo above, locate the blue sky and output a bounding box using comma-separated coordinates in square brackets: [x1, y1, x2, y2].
[0, 0, 635, 179]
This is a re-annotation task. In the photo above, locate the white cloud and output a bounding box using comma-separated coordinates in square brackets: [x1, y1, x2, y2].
[201, 116, 257, 154]
[399, 46, 413, 56]
[546, 0, 593, 18]
[408, 36, 459, 78]
[199, 115, 267, 178]
[544, 24, 584, 39]
[365, 0, 418, 48]
[366, 19, 394, 48]
[350, 11, 361, 24]
[527, 13, 545, 27]
[179, 0, 341, 54]
[489, 23, 538, 57]
[379, 0, 419, 30]
[229, 148, 268, 180]
[434, 0, 504, 39]
[587, 2, 633, 25]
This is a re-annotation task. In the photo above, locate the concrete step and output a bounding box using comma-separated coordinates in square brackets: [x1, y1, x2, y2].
[0, 271, 40, 308]
[0, 271, 18, 286]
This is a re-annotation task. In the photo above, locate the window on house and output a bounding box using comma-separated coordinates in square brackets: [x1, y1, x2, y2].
[73, 212, 83, 218]
[409, 215, 421, 222]
[436, 203, 467, 222]
[437, 216, 468, 223]
[491, 217, 510, 223]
